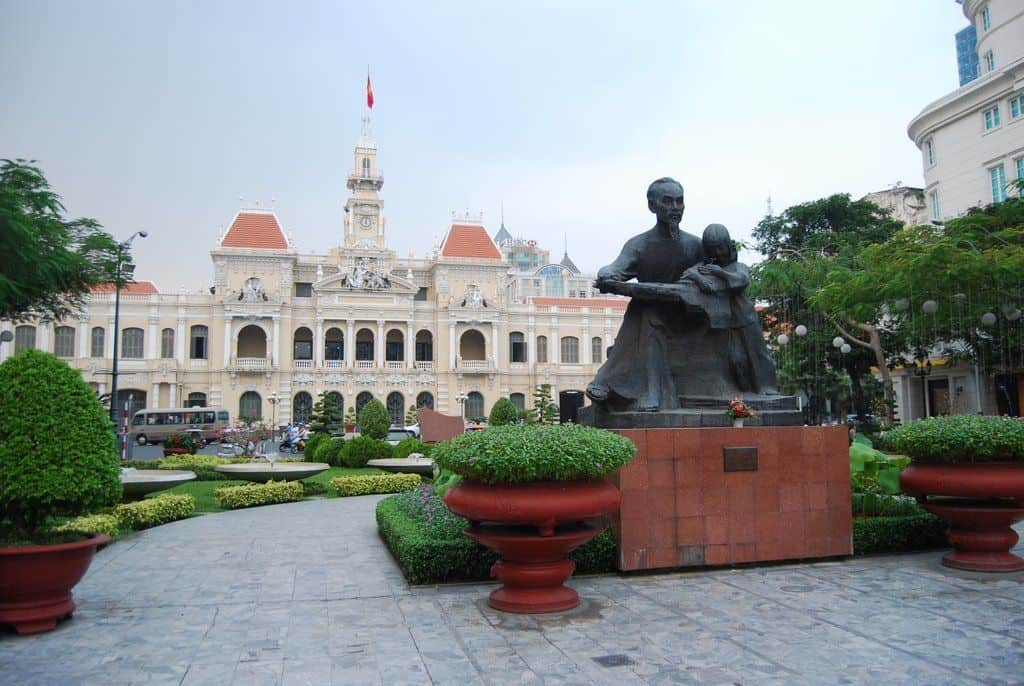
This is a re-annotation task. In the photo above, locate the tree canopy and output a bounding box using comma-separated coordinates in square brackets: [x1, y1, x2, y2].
[0, 159, 121, 322]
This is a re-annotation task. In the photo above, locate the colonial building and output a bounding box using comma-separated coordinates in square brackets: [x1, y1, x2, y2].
[0, 118, 628, 427]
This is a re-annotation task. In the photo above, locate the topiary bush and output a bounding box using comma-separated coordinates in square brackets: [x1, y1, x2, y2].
[115, 494, 195, 530]
[314, 437, 346, 466]
[392, 437, 430, 459]
[303, 432, 330, 461]
[357, 399, 391, 439]
[331, 473, 421, 496]
[0, 349, 122, 540]
[885, 415, 1024, 464]
[487, 397, 519, 427]
[432, 424, 636, 484]
[341, 436, 392, 468]
[214, 481, 304, 509]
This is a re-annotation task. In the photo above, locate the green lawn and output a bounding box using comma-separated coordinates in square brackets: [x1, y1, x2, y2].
[145, 466, 385, 513]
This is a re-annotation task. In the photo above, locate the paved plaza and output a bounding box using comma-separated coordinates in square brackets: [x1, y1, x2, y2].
[2, 495, 1023, 686]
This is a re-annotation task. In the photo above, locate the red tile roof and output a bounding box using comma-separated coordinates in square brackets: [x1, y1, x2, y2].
[441, 224, 502, 260]
[90, 280, 160, 295]
[530, 297, 629, 310]
[221, 211, 289, 249]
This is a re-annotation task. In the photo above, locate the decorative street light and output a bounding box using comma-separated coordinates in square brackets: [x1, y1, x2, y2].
[268, 392, 279, 442]
[912, 351, 933, 419]
[108, 231, 147, 448]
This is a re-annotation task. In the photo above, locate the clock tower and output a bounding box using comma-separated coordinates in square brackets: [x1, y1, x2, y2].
[343, 116, 386, 249]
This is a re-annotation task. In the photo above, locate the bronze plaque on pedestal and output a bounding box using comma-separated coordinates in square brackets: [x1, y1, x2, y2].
[723, 447, 758, 472]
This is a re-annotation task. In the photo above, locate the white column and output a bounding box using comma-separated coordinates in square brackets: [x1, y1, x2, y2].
[78, 321, 89, 358]
[582, 325, 591, 364]
[528, 328, 536, 371]
[449, 322, 456, 368]
[406, 322, 414, 368]
[151, 383, 160, 409]
[0, 322, 12, 362]
[107, 318, 116, 359]
[346, 321, 355, 368]
[38, 324, 50, 354]
[550, 325, 558, 364]
[147, 318, 158, 360]
[315, 318, 324, 368]
[272, 316, 281, 367]
[491, 322, 499, 368]
[222, 317, 232, 367]
[376, 319, 385, 368]
[176, 318, 186, 363]
[168, 382, 177, 408]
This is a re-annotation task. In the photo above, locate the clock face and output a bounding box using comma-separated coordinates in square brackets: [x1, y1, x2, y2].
[360, 216, 373, 228]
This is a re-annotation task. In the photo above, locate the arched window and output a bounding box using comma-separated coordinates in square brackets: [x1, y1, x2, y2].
[236, 325, 267, 358]
[91, 326, 105, 357]
[536, 335, 548, 364]
[416, 391, 434, 410]
[14, 325, 36, 353]
[386, 329, 404, 362]
[510, 393, 525, 410]
[190, 325, 208, 359]
[560, 336, 579, 364]
[187, 392, 207, 408]
[53, 326, 75, 358]
[509, 332, 526, 363]
[459, 329, 485, 361]
[239, 391, 262, 421]
[591, 336, 603, 364]
[325, 327, 344, 361]
[465, 391, 484, 420]
[387, 392, 404, 427]
[356, 391, 374, 413]
[293, 327, 313, 361]
[121, 328, 144, 359]
[415, 330, 433, 362]
[161, 328, 175, 359]
[293, 392, 313, 423]
[356, 328, 375, 361]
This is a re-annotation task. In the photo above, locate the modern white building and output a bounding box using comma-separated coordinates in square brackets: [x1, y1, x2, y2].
[907, 0, 1024, 222]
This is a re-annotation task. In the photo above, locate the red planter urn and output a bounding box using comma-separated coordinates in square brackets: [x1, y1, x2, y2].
[444, 479, 620, 613]
[900, 462, 1024, 572]
[0, 534, 110, 634]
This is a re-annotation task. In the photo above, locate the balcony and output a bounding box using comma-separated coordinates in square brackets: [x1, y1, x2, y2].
[385, 361, 405, 369]
[456, 358, 489, 372]
[188, 359, 208, 368]
[234, 357, 269, 371]
[355, 360, 375, 369]
[414, 360, 434, 370]
[294, 360, 313, 369]
[325, 360, 344, 369]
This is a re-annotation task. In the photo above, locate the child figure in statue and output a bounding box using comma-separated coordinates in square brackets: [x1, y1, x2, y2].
[678, 224, 778, 395]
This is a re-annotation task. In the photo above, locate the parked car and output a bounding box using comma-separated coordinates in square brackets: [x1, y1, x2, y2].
[385, 428, 418, 446]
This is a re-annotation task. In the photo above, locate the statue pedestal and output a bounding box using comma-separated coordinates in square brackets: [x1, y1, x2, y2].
[607, 426, 851, 571]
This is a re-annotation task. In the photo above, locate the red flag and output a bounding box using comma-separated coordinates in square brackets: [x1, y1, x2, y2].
[366, 73, 374, 109]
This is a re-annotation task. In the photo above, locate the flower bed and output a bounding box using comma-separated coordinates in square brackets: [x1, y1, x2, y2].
[331, 473, 421, 496]
[214, 481, 304, 509]
[376, 486, 616, 584]
[114, 494, 195, 530]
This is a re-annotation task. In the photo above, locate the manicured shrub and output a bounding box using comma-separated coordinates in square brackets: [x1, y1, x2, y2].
[53, 513, 120, 538]
[303, 432, 330, 461]
[487, 397, 519, 427]
[331, 473, 421, 496]
[432, 424, 636, 485]
[852, 493, 923, 518]
[314, 437, 346, 466]
[392, 437, 430, 459]
[852, 513, 948, 555]
[886, 415, 1024, 464]
[341, 436, 391, 468]
[0, 349, 122, 539]
[376, 486, 616, 584]
[115, 494, 195, 530]
[357, 399, 391, 440]
[158, 454, 228, 470]
[164, 432, 201, 454]
[301, 480, 327, 496]
[214, 480, 304, 509]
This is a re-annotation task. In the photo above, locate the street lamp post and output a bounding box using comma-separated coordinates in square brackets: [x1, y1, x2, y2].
[912, 352, 933, 420]
[108, 231, 147, 449]
[269, 393, 278, 442]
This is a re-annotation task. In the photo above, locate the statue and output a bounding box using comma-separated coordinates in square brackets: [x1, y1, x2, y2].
[240, 277, 267, 302]
[586, 178, 782, 418]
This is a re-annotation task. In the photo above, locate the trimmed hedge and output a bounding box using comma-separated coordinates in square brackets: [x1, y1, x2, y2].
[304, 433, 330, 461]
[214, 480, 304, 509]
[852, 493, 921, 518]
[375, 486, 616, 584]
[53, 513, 120, 538]
[432, 424, 636, 484]
[115, 494, 195, 530]
[331, 473, 421, 497]
[341, 436, 392, 468]
[315, 437, 346, 466]
[852, 513, 947, 555]
[885, 415, 1024, 464]
[393, 437, 431, 459]
[158, 454, 228, 469]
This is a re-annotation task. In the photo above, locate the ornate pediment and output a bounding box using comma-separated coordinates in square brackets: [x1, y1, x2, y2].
[315, 258, 416, 294]
[221, 276, 283, 306]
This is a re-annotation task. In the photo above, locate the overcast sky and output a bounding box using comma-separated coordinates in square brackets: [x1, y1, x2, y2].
[2, 1, 967, 291]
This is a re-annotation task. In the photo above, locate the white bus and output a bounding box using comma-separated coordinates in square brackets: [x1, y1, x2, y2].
[129, 407, 230, 445]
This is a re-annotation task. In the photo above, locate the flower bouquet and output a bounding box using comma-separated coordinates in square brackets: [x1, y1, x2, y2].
[726, 396, 755, 427]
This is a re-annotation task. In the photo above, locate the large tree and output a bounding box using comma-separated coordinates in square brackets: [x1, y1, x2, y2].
[0, 159, 120, 322]
[750, 194, 905, 424]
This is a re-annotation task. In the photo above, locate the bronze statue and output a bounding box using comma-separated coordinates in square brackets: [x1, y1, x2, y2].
[586, 179, 779, 415]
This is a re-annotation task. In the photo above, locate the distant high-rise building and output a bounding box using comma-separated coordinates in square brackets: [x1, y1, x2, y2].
[955, 24, 980, 85]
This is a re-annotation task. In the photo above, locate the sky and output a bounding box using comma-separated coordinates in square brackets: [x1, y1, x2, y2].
[1, 1, 968, 292]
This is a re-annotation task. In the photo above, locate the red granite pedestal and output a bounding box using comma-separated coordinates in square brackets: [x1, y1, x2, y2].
[609, 426, 851, 571]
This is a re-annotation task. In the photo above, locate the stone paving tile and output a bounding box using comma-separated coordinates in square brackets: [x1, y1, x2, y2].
[3, 496, 1023, 685]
